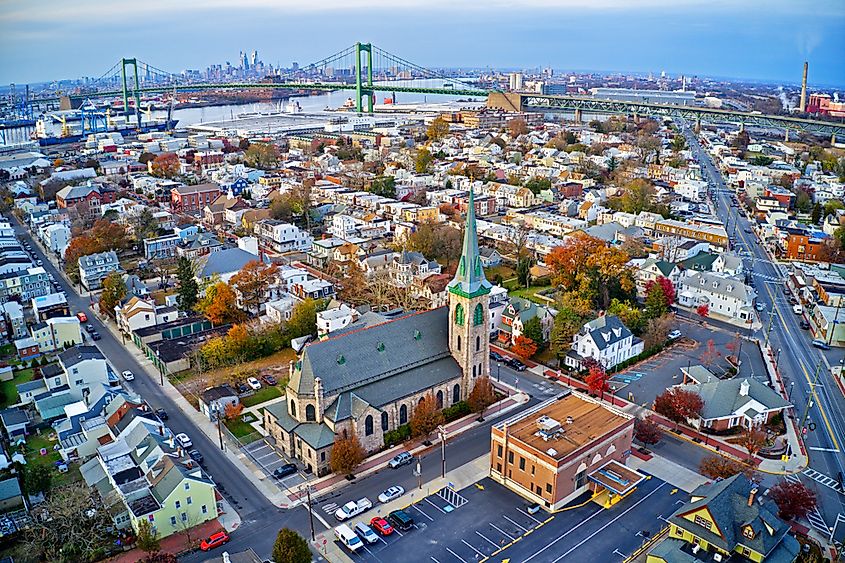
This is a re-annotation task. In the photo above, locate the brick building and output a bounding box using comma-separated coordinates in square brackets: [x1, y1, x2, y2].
[170, 183, 220, 214]
[784, 232, 825, 262]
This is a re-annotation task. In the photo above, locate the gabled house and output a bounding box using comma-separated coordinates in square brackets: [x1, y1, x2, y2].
[79, 250, 122, 291]
[115, 296, 179, 334]
[565, 314, 644, 371]
[498, 297, 553, 343]
[678, 271, 756, 323]
[389, 251, 441, 287]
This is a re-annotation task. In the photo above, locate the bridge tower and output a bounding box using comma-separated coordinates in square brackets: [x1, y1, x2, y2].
[121, 58, 143, 126]
[354, 43, 374, 113]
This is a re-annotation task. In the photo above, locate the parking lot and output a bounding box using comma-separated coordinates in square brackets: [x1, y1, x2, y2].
[242, 438, 308, 491]
[343, 474, 678, 562]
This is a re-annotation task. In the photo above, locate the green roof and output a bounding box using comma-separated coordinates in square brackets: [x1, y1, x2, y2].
[679, 251, 717, 272]
[448, 187, 492, 298]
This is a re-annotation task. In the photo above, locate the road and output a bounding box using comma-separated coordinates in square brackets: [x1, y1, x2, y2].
[679, 122, 845, 538]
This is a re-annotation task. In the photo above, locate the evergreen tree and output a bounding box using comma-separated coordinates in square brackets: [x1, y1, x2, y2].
[272, 528, 311, 563]
[176, 257, 199, 312]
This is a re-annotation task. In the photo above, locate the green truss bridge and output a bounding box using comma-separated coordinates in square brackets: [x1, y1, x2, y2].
[33, 42, 845, 138]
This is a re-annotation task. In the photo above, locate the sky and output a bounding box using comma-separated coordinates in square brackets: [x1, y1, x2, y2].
[0, 0, 843, 87]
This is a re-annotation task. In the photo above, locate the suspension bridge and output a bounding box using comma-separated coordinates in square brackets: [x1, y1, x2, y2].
[10, 42, 845, 138]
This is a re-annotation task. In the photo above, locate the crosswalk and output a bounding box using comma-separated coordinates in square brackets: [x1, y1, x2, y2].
[803, 468, 845, 495]
[321, 502, 339, 515]
[785, 473, 830, 535]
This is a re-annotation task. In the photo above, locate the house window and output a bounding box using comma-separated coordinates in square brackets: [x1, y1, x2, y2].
[694, 515, 712, 530]
[365, 415, 374, 436]
[497, 445, 503, 458]
[321, 452, 326, 462]
[175, 501, 181, 509]
[519, 457, 526, 471]
[187, 496, 192, 505]
[181, 512, 187, 522]
[508, 452, 514, 463]
[453, 384, 460, 404]
[457, 335, 461, 351]
[184, 483, 189, 491]
[170, 516, 177, 526]
[546, 483, 552, 494]
[575, 470, 587, 488]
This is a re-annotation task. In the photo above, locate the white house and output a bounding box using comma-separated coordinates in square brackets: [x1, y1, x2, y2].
[57, 346, 111, 403]
[565, 315, 644, 371]
[254, 220, 314, 253]
[316, 304, 359, 337]
[79, 251, 122, 291]
[38, 223, 71, 258]
[114, 296, 179, 333]
[678, 271, 756, 324]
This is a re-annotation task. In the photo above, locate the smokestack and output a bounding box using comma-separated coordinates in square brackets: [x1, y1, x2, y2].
[799, 62, 808, 113]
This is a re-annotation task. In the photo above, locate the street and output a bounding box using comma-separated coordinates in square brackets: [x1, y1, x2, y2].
[680, 123, 845, 540]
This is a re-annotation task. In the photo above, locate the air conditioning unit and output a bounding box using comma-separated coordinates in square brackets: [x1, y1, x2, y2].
[714, 553, 723, 562]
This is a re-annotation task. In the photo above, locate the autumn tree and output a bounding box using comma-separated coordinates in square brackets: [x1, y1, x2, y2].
[550, 302, 585, 360]
[196, 282, 243, 325]
[230, 260, 279, 315]
[699, 456, 747, 480]
[608, 299, 645, 335]
[634, 416, 662, 446]
[522, 316, 544, 348]
[653, 388, 704, 428]
[644, 276, 675, 319]
[642, 314, 673, 349]
[91, 218, 129, 250]
[699, 338, 721, 367]
[272, 528, 312, 563]
[736, 425, 767, 463]
[287, 298, 321, 339]
[150, 152, 180, 178]
[415, 147, 434, 174]
[507, 117, 529, 137]
[769, 480, 817, 521]
[512, 335, 538, 359]
[696, 303, 710, 318]
[586, 362, 610, 399]
[224, 401, 245, 421]
[99, 271, 127, 317]
[467, 376, 496, 413]
[608, 178, 659, 215]
[410, 393, 444, 438]
[426, 116, 450, 141]
[176, 257, 199, 312]
[244, 142, 280, 169]
[136, 519, 161, 554]
[330, 434, 366, 475]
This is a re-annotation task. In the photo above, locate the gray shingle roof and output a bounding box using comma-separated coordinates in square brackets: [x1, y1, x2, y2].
[292, 307, 450, 397]
[59, 345, 105, 367]
[295, 423, 336, 450]
[677, 375, 790, 420]
[0, 477, 22, 502]
[198, 247, 257, 278]
[581, 315, 632, 352]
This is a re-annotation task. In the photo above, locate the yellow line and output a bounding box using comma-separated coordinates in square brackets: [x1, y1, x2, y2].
[798, 358, 840, 450]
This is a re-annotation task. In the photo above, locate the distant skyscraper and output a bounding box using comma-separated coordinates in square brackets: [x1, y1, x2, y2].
[292, 62, 299, 71]
[250, 50, 258, 69]
[508, 72, 524, 91]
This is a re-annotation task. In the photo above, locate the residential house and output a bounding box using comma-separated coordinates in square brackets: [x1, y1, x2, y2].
[38, 222, 71, 257]
[79, 251, 122, 291]
[0, 408, 30, 437]
[196, 247, 258, 285]
[170, 183, 220, 214]
[564, 315, 644, 371]
[115, 296, 179, 334]
[389, 251, 441, 288]
[498, 297, 553, 343]
[203, 195, 249, 228]
[56, 182, 117, 213]
[0, 477, 25, 513]
[30, 317, 83, 353]
[0, 266, 51, 303]
[198, 386, 240, 421]
[31, 292, 70, 321]
[254, 220, 314, 254]
[57, 345, 111, 402]
[479, 247, 502, 268]
[678, 271, 756, 324]
[290, 278, 335, 301]
[3, 301, 27, 340]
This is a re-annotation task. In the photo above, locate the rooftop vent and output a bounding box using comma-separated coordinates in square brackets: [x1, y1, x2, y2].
[546, 448, 558, 457]
[337, 355, 345, 365]
[566, 416, 574, 424]
[377, 342, 385, 352]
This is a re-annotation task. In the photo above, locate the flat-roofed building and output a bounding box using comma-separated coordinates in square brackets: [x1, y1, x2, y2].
[490, 391, 640, 511]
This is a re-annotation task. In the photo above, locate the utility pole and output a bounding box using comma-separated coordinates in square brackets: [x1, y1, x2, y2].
[827, 301, 841, 346]
[437, 426, 447, 478]
[213, 405, 224, 450]
[305, 484, 316, 541]
[799, 360, 824, 430]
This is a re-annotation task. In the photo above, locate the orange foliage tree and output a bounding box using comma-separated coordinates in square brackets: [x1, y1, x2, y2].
[196, 282, 244, 325]
[230, 260, 279, 315]
[150, 152, 180, 178]
[512, 335, 538, 359]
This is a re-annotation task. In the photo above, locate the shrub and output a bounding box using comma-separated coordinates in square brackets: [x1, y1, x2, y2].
[384, 424, 411, 448]
[442, 401, 471, 422]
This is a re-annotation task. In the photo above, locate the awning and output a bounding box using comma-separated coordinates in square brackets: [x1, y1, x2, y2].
[588, 460, 646, 497]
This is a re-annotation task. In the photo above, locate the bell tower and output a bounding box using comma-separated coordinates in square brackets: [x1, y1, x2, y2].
[448, 188, 492, 400]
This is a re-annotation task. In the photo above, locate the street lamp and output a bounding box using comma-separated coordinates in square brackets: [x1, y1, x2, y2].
[775, 348, 782, 369]
[497, 362, 501, 383]
[436, 426, 447, 478]
[788, 381, 795, 402]
[304, 483, 316, 541]
[155, 348, 164, 386]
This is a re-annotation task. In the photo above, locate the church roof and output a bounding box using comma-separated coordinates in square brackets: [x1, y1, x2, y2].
[447, 188, 492, 299]
[291, 307, 451, 397]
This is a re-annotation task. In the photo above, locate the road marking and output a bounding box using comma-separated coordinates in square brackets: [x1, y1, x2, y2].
[502, 515, 529, 532]
[446, 548, 467, 563]
[413, 504, 434, 521]
[550, 483, 668, 562]
[808, 447, 840, 453]
[803, 468, 844, 495]
[430, 558, 441, 563]
[425, 497, 448, 514]
[321, 503, 338, 514]
[475, 530, 500, 548]
[490, 523, 516, 541]
[517, 507, 543, 525]
[461, 539, 486, 559]
[522, 506, 606, 562]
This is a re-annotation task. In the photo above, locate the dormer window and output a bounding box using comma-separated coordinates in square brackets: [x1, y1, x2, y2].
[742, 525, 755, 540]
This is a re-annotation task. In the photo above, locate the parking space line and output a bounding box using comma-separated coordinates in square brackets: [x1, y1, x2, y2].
[430, 558, 441, 563]
[475, 530, 500, 549]
[446, 547, 467, 562]
[522, 506, 605, 563]
[502, 515, 528, 532]
[517, 507, 543, 524]
[461, 539, 485, 559]
[489, 523, 516, 541]
[425, 497, 448, 514]
[413, 504, 434, 521]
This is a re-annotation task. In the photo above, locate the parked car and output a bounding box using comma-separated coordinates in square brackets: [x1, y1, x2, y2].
[811, 339, 831, 350]
[154, 408, 168, 420]
[85, 324, 95, 333]
[378, 486, 405, 503]
[76, 312, 88, 322]
[354, 522, 380, 545]
[175, 433, 193, 448]
[335, 498, 373, 521]
[507, 358, 527, 371]
[793, 304, 803, 315]
[387, 509, 414, 531]
[261, 374, 277, 386]
[246, 377, 262, 390]
[273, 463, 298, 479]
[188, 449, 204, 464]
[489, 351, 504, 362]
[91, 332, 101, 341]
[668, 330, 682, 340]
[121, 370, 135, 381]
[334, 524, 363, 553]
[389, 451, 413, 469]
[800, 319, 811, 330]
[370, 517, 394, 536]
[755, 303, 766, 312]
[200, 531, 230, 551]
[235, 382, 249, 394]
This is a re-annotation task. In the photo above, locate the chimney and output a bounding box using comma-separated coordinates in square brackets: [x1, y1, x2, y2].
[740, 379, 750, 397]
[799, 62, 808, 113]
[748, 486, 758, 506]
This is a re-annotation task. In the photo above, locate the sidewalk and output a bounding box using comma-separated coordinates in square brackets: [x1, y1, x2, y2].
[312, 454, 491, 563]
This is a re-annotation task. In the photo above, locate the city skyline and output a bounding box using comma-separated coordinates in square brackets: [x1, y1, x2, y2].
[1, 0, 843, 87]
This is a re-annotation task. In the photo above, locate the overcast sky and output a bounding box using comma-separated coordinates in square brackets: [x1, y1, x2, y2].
[1, 0, 843, 87]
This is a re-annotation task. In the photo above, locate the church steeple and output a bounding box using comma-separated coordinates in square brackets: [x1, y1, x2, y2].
[448, 187, 492, 298]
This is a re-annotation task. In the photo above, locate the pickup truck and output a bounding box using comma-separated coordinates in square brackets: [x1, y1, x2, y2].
[335, 498, 373, 521]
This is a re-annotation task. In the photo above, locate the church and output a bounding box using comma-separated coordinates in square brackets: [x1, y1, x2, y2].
[263, 190, 492, 476]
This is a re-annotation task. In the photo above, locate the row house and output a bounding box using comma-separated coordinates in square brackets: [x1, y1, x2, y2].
[290, 278, 335, 300]
[0, 266, 51, 303]
[653, 219, 729, 248]
[254, 220, 314, 253]
[170, 183, 220, 214]
[678, 271, 756, 323]
[115, 296, 179, 334]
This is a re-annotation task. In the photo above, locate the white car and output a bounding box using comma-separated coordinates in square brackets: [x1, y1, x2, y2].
[175, 433, 193, 448]
[121, 370, 135, 381]
[247, 377, 262, 390]
[377, 486, 405, 503]
[755, 303, 766, 312]
[668, 330, 682, 340]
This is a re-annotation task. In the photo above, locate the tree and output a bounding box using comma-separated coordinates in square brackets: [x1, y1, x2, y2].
[653, 388, 704, 428]
[645, 276, 675, 317]
[769, 480, 817, 521]
[699, 338, 721, 367]
[224, 401, 245, 421]
[272, 528, 312, 563]
[550, 303, 584, 360]
[99, 271, 127, 317]
[136, 519, 161, 554]
[330, 434, 366, 475]
[507, 118, 528, 137]
[196, 282, 243, 325]
[608, 178, 659, 215]
[91, 218, 129, 250]
[132, 207, 160, 243]
[270, 195, 294, 222]
[426, 116, 450, 141]
[586, 362, 610, 399]
[634, 416, 662, 446]
[699, 455, 747, 480]
[671, 135, 687, 153]
[608, 299, 645, 335]
[736, 425, 767, 463]
[522, 316, 544, 348]
[415, 147, 434, 174]
[370, 176, 396, 198]
[138, 152, 156, 164]
[22, 463, 52, 496]
[731, 130, 750, 152]
[244, 142, 280, 169]
[523, 177, 552, 195]
[150, 152, 180, 178]
[696, 303, 710, 318]
[230, 260, 279, 315]
[139, 553, 178, 563]
[512, 335, 538, 359]
[176, 257, 199, 312]
[516, 256, 532, 289]
[811, 203, 823, 224]
[467, 376, 496, 413]
[287, 298, 321, 339]
[410, 393, 444, 438]
[642, 314, 673, 349]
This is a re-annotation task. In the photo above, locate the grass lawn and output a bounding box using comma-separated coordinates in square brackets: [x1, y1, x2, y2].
[484, 264, 517, 283]
[533, 347, 558, 367]
[224, 418, 260, 444]
[509, 284, 554, 304]
[241, 385, 283, 408]
[0, 343, 15, 358]
[21, 432, 82, 487]
[0, 368, 34, 409]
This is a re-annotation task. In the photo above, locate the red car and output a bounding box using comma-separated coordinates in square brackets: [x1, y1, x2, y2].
[200, 531, 230, 551]
[370, 516, 394, 536]
[76, 312, 88, 323]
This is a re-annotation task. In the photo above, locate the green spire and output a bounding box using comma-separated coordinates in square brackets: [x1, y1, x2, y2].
[448, 187, 492, 298]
